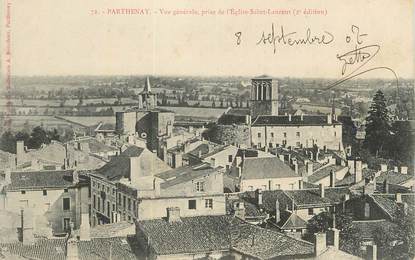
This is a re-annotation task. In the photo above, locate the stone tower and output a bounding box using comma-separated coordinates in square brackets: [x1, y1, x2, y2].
[138, 77, 157, 110]
[250, 75, 279, 118]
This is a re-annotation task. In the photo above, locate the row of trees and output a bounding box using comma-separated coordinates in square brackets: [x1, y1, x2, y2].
[0, 126, 63, 153]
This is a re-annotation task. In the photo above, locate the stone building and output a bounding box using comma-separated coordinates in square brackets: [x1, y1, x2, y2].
[210, 75, 343, 151]
[115, 77, 175, 154]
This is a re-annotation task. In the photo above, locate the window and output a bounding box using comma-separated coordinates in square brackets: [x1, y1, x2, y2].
[123, 195, 126, 208]
[296, 132, 300, 137]
[112, 188, 116, 195]
[43, 190, 47, 196]
[195, 182, 205, 192]
[98, 183, 101, 189]
[92, 181, 95, 187]
[296, 142, 301, 147]
[271, 132, 274, 138]
[269, 143, 273, 148]
[283, 132, 287, 138]
[248, 186, 254, 191]
[21, 190, 26, 195]
[188, 200, 196, 209]
[128, 198, 131, 211]
[228, 155, 233, 163]
[205, 199, 213, 209]
[63, 198, 70, 211]
[257, 142, 261, 148]
[128, 216, 131, 221]
[93, 195, 96, 209]
[334, 131, 337, 137]
[282, 140, 287, 146]
[275, 184, 281, 189]
[107, 201, 110, 216]
[308, 208, 314, 215]
[112, 203, 116, 211]
[258, 133, 261, 138]
[118, 194, 121, 204]
[63, 218, 71, 231]
[98, 199, 101, 212]
[64, 189, 68, 193]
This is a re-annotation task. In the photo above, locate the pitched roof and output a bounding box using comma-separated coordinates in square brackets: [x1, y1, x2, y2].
[336, 168, 376, 186]
[241, 157, 299, 180]
[77, 236, 140, 260]
[230, 221, 314, 259]
[370, 194, 415, 220]
[252, 115, 341, 126]
[318, 246, 362, 260]
[276, 211, 308, 230]
[284, 190, 333, 209]
[76, 138, 118, 154]
[95, 146, 170, 181]
[376, 171, 414, 185]
[138, 215, 231, 255]
[73, 222, 135, 239]
[0, 238, 67, 260]
[7, 170, 75, 190]
[138, 215, 314, 259]
[156, 163, 220, 189]
[186, 142, 228, 159]
[308, 165, 346, 183]
[351, 220, 398, 240]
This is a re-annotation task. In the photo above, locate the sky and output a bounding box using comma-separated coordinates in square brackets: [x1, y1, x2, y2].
[1, 0, 414, 79]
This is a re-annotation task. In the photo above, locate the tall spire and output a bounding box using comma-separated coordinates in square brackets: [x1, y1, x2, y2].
[143, 76, 152, 93]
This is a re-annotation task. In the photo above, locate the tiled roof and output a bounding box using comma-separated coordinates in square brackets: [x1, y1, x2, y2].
[73, 222, 135, 239]
[230, 221, 314, 259]
[336, 168, 376, 186]
[95, 123, 115, 132]
[187, 142, 227, 159]
[284, 190, 333, 209]
[77, 236, 140, 260]
[324, 187, 352, 204]
[0, 238, 67, 260]
[252, 115, 341, 126]
[308, 165, 346, 183]
[226, 108, 251, 116]
[241, 157, 299, 180]
[138, 215, 314, 259]
[226, 196, 267, 220]
[351, 220, 398, 240]
[370, 194, 415, 220]
[376, 171, 414, 185]
[318, 246, 362, 260]
[218, 114, 248, 125]
[76, 138, 118, 154]
[156, 163, 220, 189]
[8, 170, 75, 190]
[138, 215, 231, 255]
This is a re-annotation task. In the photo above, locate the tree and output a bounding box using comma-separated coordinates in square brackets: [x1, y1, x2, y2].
[27, 126, 50, 149]
[0, 131, 16, 153]
[363, 90, 391, 157]
[388, 120, 414, 165]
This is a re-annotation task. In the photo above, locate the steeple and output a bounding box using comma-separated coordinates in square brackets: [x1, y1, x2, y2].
[143, 76, 152, 93]
[138, 76, 157, 110]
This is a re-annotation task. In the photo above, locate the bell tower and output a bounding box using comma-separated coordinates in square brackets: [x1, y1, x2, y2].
[250, 75, 279, 118]
[138, 77, 157, 110]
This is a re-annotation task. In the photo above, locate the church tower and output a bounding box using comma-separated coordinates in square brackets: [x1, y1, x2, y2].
[138, 77, 157, 110]
[250, 75, 279, 118]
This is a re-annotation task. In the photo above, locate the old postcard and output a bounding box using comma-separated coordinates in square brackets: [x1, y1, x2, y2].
[0, 0, 414, 259]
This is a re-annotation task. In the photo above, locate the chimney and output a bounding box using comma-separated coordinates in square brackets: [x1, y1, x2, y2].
[298, 180, 303, 190]
[79, 212, 91, 241]
[393, 166, 399, 173]
[383, 179, 389, 193]
[275, 200, 280, 223]
[355, 160, 362, 183]
[366, 245, 377, 260]
[293, 162, 299, 174]
[129, 157, 141, 184]
[245, 115, 251, 125]
[395, 193, 402, 203]
[315, 149, 320, 161]
[314, 233, 327, 256]
[288, 114, 292, 121]
[4, 168, 11, 185]
[319, 183, 325, 198]
[306, 161, 313, 176]
[236, 167, 242, 178]
[329, 170, 336, 187]
[327, 114, 332, 124]
[400, 166, 408, 174]
[21, 209, 35, 245]
[380, 164, 387, 172]
[309, 151, 313, 160]
[234, 202, 246, 220]
[66, 237, 79, 260]
[210, 158, 216, 168]
[72, 171, 79, 185]
[300, 114, 304, 121]
[173, 153, 182, 168]
[198, 150, 202, 158]
[167, 207, 181, 223]
[327, 228, 339, 249]
[16, 140, 25, 166]
[153, 178, 161, 197]
[278, 154, 285, 162]
[256, 189, 263, 205]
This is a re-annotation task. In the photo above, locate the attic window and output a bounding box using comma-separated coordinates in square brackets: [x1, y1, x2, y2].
[21, 190, 26, 195]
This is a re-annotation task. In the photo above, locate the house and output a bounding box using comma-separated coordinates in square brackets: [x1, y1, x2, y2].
[136, 212, 315, 260]
[308, 164, 349, 187]
[71, 137, 119, 160]
[0, 169, 89, 235]
[89, 145, 171, 225]
[232, 156, 302, 191]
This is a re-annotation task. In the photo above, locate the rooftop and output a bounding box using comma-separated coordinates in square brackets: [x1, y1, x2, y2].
[0, 238, 66, 260]
[252, 115, 341, 126]
[7, 170, 83, 191]
[241, 157, 299, 180]
[376, 171, 414, 185]
[77, 236, 140, 260]
[308, 165, 346, 183]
